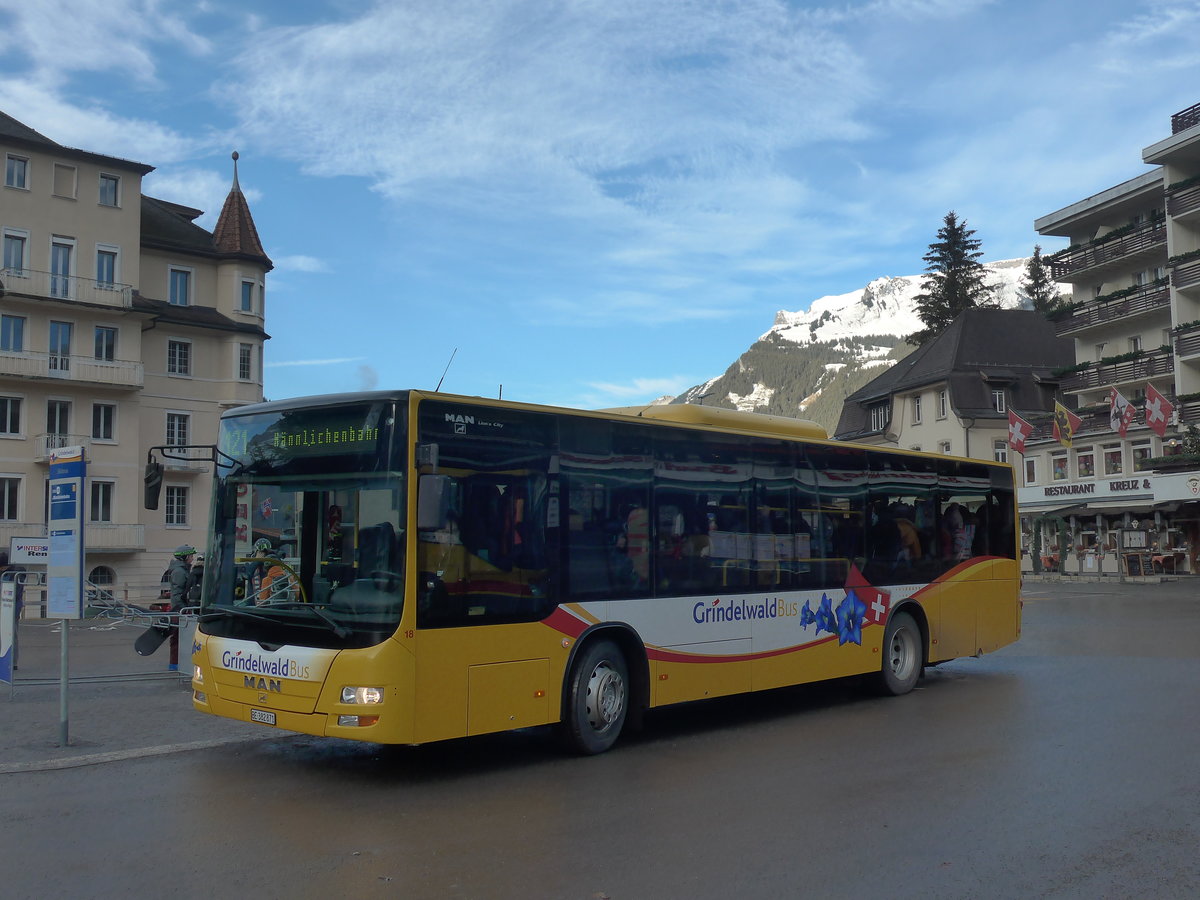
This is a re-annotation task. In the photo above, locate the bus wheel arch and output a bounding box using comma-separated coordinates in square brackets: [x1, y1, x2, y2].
[877, 604, 926, 696]
[560, 625, 647, 754]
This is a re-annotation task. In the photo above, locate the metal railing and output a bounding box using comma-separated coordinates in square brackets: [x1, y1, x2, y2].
[1171, 102, 1200, 134]
[1046, 220, 1167, 282]
[1053, 282, 1170, 336]
[1171, 258, 1200, 293]
[0, 267, 133, 308]
[1166, 183, 1200, 219]
[1059, 348, 1174, 393]
[0, 348, 143, 387]
[0, 520, 144, 550]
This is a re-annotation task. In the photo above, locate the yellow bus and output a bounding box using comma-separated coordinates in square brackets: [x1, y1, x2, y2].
[171, 390, 1021, 754]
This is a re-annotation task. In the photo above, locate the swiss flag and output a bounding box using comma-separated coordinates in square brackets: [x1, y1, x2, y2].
[846, 564, 891, 627]
[1144, 383, 1174, 438]
[1007, 410, 1033, 454]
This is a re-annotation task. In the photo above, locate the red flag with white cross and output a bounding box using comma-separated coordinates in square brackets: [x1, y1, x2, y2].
[846, 564, 891, 627]
[1143, 383, 1174, 438]
[1007, 409, 1032, 454]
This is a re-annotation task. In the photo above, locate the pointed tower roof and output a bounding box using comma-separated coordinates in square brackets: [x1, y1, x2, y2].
[213, 151, 273, 271]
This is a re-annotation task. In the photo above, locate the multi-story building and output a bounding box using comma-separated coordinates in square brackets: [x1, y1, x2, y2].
[1021, 100, 1200, 576]
[833, 307, 1073, 463]
[0, 110, 271, 599]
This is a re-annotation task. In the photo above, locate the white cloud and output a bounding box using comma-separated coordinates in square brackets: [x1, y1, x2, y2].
[272, 255, 331, 274]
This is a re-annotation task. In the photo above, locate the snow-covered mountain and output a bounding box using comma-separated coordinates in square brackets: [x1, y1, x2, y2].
[671, 258, 1032, 432]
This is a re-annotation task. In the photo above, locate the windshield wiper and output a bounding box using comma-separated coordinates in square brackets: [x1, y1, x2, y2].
[305, 604, 352, 638]
[200, 606, 278, 625]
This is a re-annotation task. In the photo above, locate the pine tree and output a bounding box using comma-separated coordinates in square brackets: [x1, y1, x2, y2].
[1019, 244, 1066, 316]
[907, 211, 996, 345]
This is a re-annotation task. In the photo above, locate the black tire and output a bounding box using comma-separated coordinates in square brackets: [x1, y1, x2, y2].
[562, 639, 628, 755]
[878, 611, 922, 696]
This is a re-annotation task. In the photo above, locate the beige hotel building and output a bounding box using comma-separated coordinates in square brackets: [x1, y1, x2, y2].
[1, 110, 271, 602]
[1020, 100, 1200, 575]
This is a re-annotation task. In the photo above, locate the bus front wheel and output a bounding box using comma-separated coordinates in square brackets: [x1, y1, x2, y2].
[562, 639, 628, 755]
[878, 611, 921, 696]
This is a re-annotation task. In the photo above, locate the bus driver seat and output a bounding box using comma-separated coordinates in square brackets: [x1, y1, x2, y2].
[329, 523, 402, 616]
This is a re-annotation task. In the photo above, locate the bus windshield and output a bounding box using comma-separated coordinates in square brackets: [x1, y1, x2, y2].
[201, 399, 405, 649]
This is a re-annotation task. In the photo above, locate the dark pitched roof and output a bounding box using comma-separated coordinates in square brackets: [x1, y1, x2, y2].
[834, 308, 1075, 439]
[0, 109, 155, 174]
[133, 293, 269, 339]
[141, 195, 219, 256]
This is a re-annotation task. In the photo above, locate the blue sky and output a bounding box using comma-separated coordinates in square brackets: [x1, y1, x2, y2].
[2, 0, 1198, 409]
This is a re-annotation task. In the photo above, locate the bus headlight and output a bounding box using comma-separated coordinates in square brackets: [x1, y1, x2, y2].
[341, 686, 384, 705]
[193, 665, 204, 684]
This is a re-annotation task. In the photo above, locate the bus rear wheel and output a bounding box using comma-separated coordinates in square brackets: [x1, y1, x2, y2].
[878, 611, 921, 696]
[562, 639, 628, 755]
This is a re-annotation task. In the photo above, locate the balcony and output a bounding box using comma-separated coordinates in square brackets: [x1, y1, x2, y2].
[34, 433, 91, 462]
[1046, 220, 1167, 283]
[0, 349, 144, 388]
[1171, 257, 1200, 294]
[0, 521, 144, 552]
[1180, 398, 1200, 424]
[1059, 347, 1174, 394]
[0, 267, 133, 309]
[1053, 281, 1170, 337]
[1176, 322, 1200, 360]
[1172, 102, 1200, 135]
[1166, 182, 1200, 222]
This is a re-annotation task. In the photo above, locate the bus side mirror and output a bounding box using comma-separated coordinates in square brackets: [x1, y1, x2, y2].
[418, 474, 452, 530]
[144, 461, 164, 510]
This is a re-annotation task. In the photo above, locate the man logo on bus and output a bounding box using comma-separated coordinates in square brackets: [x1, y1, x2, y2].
[245, 675, 282, 693]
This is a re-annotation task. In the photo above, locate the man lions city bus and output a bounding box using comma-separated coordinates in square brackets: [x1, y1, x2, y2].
[157, 390, 1021, 754]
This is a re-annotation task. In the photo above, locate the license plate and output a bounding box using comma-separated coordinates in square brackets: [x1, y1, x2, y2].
[250, 708, 276, 726]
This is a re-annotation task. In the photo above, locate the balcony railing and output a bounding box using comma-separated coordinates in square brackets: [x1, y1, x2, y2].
[0, 521, 144, 552]
[0, 267, 133, 308]
[1046, 220, 1167, 282]
[34, 433, 91, 462]
[0, 349, 144, 387]
[1172, 102, 1200, 134]
[1180, 399, 1200, 424]
[1176, 322, 1200, 359]
[1171, 258, 1200, 293]
[1166, 183, 1200, 220]
[1059, 347, 1174, 393]
[1053, 282, 1171, 336]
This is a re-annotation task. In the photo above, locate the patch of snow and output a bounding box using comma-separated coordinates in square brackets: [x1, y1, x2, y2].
[728, 383, 774, 412]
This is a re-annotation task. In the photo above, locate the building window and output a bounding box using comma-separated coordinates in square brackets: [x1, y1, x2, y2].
[98, 173, 120, 207]
[46, 401, 70, 452]
[48, 321, 72, 372]
[53, 163, 77, 198]
[0, 397, 20, 435]
[90, 480, 114, 523]
[1025, 457, 1037, 486]
[96, 246, 118, 288]
[993, 440, 1007, 463]
[937, 390, 948, 419]
[1076, 448, 1095, 478]
[166, 412, 189, 446]
[238, 343, 253, 380]
[0, 477, 19, 520]
[1103, 444, 1123, 475]
[870, 403, 889, 432]
[1051, 454, 1068, 481]
[1, 315, 25, 352]
[938, 441, 951, 455]
[95, 326, 117, 361]
[167, 340, 191, 376]
[2, 229, 28, 274]
[991, 389, 1006, 413]
[241, 281, 255, 312]
[1128, 336, 1142, 354]
[50, 238, 74, 299]
[911, 395, 922, 425]
[92, 403, 115, 441]
[5, 154, 28, 189]
[165, 485, 188, 526]
[1131, 441, 1153, 470]
[168, 267, 191, 306]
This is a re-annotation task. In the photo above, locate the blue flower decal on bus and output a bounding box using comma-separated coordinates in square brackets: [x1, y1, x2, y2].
[835, 590, 867, 646]
[814, 593, 837, 636]
[800, 600, 816, 631]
